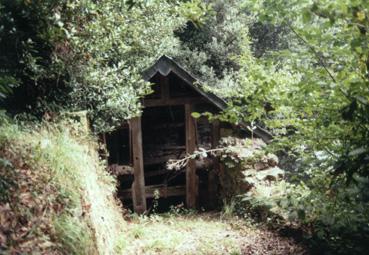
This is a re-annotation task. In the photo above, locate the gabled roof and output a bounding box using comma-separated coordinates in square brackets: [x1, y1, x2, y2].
[143, 55, 228, 110]
[143, 55, 272, 142]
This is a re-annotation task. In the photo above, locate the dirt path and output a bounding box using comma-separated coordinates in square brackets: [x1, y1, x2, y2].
[119, 213, 308, 255]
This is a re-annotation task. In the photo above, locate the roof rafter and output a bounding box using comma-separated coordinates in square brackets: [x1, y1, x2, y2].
[143, 55, 273, 142]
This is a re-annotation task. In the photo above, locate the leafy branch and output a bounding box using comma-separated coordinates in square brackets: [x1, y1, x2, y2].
[166, 147, 224, 171]
[166, 144, 258, 171]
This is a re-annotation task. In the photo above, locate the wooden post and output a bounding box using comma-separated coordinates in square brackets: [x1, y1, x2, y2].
[208, 120, 220, 209]
[130, 117, 147, 213]
[185, 104, 197, 208]
[160, 75, 170, 102]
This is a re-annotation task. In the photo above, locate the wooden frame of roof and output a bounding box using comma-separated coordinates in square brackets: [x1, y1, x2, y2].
[142, 55, 272, 142]
[109, 55, 273, 214]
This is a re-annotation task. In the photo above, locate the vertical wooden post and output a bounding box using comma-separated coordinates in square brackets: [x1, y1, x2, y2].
[208, 120, 220, 209]
[185, 104, 197, 208]
[130, 117, 147, 213]
[160, 75, 170, 103]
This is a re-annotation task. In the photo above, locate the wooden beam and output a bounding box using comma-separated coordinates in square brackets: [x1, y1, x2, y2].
[144, 153, 185, 166]
[108, 164, 134, 175]
[185, 104, 198, 208]
[160, 74, 170, 101]
[208, 120, 220, 209]
[119, 185, 186, 199]
[212, 120, 220, 147]
[130, 117, 147, 213]
[143, 97, 205, 107]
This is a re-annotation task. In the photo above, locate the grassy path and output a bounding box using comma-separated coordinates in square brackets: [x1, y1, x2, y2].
[119, 213, 308, 255]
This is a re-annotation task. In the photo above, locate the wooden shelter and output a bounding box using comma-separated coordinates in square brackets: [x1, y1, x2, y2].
[103, 56, 271, 213]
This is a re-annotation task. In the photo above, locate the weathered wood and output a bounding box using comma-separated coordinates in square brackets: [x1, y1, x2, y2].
[143, 97, 205, 107]
[120, 185, 186, 199]
[144, 145, 186, 150]
[208, 120, 220, 209]
[142, 56, 229, 111]
[108, 164, 134, 175]
[160, 74, 170, 101]
[185, 104, 197, 208]
[212, 120, 220, 148]
[130, 117, 147, 213]
[144, 152, 186, 166]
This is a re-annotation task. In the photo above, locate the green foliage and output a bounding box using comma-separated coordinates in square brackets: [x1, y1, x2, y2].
[167, 203, 197, 216]
[242, 169, 369, 254]
[1, 1, 368, 253]
[289, 172, 369, 254]
[174, 0, 286, 101]
[0, 0, 285, 132]
[217, 136, 369, 254]
[178, 0, 213, 27]
[53, 214, 95, 255]
[226, 5, 369, 253]
[228, 0, 369, 178]
[175, 0, 251, 95]
[191, 111, 202, 118]
[66, 0, 188, 132]
[207, 7, 369, 253]
[0, 0, 187, 132]
[0, 75, 18, 105]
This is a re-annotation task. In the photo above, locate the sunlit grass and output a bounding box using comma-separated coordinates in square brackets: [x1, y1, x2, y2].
[118, 213, 250, 255]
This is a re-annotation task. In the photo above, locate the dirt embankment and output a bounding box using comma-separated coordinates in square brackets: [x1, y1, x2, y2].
[0, 121, 125, 255]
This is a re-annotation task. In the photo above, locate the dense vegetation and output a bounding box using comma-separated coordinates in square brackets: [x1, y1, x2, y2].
[0, 113, 124, 254]
[1, 0, 368, 254]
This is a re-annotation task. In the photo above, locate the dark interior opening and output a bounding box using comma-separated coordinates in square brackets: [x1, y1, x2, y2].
[141, 105, 187, 211]
[168, 72, 200, 98]
[106, 72, 223, 212]
[106, 127, 130, 165]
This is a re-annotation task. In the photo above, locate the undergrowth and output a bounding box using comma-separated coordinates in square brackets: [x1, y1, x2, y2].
[0, 113, 124, 254]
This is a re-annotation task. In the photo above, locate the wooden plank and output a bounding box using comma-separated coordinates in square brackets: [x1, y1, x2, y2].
[212, 120, 220, 147]
[185, 104, 197, 208]
[143, 97, 205, 107]
[129, 121, 133, 164]
[144, 145, 185, 150]
[108, 164, 134, 175]
[130, 117, 147, 213]
[160, 75, 170, 101]
[208, 120, 220, 209]
[144, 153, 185, 165]
[120, 185, 186, 199]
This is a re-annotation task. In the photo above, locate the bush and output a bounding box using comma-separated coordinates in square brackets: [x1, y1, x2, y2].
[283, 171, 369, 254]
[242, 169, 369, 254]
[217, 135, 369, 254]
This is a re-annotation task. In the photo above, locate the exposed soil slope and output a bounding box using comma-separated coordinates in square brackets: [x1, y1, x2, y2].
[0, 120, 124, 255]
